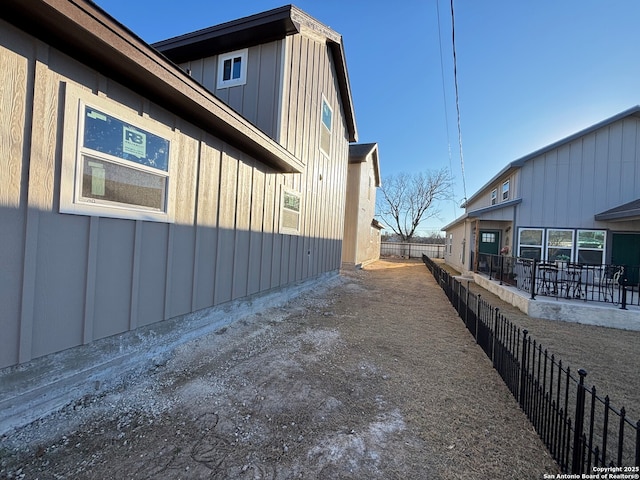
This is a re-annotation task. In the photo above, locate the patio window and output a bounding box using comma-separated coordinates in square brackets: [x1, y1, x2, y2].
[577, 230, 606, 265]
[546, 229, 574, 262]
[518, 228, 543, 260]
[491, 189, 497, 205]
[502, 180, 510, 201]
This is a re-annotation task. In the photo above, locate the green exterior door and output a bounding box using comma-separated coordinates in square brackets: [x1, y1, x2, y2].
[611, 233, 640, 285]
[479, 230, 500, 255]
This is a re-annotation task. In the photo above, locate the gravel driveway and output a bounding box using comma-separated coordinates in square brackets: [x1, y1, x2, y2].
[1, 259, 559, 479]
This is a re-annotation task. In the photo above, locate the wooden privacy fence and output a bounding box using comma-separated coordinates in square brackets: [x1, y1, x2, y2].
[422, 255, 640, 474]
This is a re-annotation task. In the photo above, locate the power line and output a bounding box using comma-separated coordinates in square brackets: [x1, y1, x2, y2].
[450, 0, 468, 205]
[435, 0, 458, 219]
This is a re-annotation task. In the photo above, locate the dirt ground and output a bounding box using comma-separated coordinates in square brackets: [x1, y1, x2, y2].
[1, 259, 560, 479]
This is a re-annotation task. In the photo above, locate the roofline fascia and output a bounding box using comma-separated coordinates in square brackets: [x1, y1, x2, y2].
[349, 143, 380, 186]
[1, 0, 304, 173]
[467, 198, 522, 217]
[154, 4, 358, 143]
[442, 213, 469, 231]
[594, 209, 640, 221]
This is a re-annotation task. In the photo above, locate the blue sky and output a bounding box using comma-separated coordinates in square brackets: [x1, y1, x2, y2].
[95, 0, 640, 233]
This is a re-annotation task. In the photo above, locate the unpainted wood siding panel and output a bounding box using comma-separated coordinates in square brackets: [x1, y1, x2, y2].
[341, 162, 359, 263]
[193, 136, 222, 310]
[167, 129, 198, 318]
[353, 157, 381, 266]
[248, 164, 266, 295]
[0, 24, 30, 367]
[214, 147, 239, 304]
[232, 157, 253, 299]
[444, 221, 468, 272]
[260, 172, 277, 291]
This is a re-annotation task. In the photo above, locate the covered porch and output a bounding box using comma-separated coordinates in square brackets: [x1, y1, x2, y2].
[468, 254, 640, 331]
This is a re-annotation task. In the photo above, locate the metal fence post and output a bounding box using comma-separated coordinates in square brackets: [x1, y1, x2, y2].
[519, 329, 528, 409]
[620, 273, 628, 310]
[492, 307, 499, 366]
[531, 259, 537, 300]
[476, 294, 481, 342]
[571, 369, 588, 474]
[465, 281, 470, 326]
[489, 255, 493, 281]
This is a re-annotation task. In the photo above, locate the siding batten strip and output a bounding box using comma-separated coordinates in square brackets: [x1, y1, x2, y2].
[129, 219, 142, 330]
[83, 216, 98, 344]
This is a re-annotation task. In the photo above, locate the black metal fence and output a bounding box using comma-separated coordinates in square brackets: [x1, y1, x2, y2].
[475, 252, 640, 308]
[380, 242, 445, 259]
[423, 254, 640, 473]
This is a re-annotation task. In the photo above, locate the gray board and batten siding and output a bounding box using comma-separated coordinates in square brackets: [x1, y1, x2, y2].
[0, 3, 352, 370]
[515, 113, 640, 231]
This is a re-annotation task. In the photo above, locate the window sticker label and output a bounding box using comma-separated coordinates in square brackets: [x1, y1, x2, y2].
[84, 106, 169, 171]
[123, 126, 147, 159]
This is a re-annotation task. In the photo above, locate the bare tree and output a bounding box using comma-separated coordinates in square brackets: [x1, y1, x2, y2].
[377, 168, 452, 242]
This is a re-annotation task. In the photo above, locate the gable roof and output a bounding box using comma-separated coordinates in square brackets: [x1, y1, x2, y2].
[349, 143, 381, 187]
[154, 5, 358, 143]
[2, 0, 303, 173]
[462, 106, 640, 208]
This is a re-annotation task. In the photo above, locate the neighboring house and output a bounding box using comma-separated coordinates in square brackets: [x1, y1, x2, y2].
[341, 143, 383, 268]
[443, 107, 640, 275]
[0, 2, 357, 371]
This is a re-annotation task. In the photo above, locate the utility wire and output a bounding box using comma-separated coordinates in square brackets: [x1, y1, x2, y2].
[435, 0, 458, 219]
[450, 0, 468, 205]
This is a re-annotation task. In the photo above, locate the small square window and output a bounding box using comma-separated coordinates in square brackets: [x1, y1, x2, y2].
[481, 233, 496, 243]
[217, 49, 248, 88]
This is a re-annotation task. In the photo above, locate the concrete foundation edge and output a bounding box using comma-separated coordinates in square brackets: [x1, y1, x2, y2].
[473, 274, 640, 331]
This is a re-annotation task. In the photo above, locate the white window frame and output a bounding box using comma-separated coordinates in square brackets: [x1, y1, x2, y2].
[518, 228, 544, 260]
[216, 49, 248, 89]
[279, 186, 302, 236]
[319, 96, 333, 158]
[546, 228, 574, 262]
[502, 180, 510, 201]
[491, 188, 497, 205]
[60, 83, 176, 223]
[576, 229, 606, 265]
